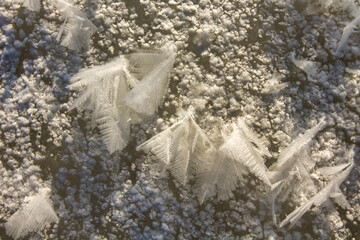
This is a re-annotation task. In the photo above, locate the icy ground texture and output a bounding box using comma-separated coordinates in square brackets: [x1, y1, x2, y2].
[1, 0, 360, 239]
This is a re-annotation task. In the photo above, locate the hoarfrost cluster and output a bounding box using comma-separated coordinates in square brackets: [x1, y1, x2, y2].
[0, 0, 360, 239]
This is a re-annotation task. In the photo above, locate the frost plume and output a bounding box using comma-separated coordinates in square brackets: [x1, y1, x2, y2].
[5, 192, 59, 240]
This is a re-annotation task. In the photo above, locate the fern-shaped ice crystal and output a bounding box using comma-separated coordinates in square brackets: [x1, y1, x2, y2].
[138, 112, 213, 185]
[23, 0, 40, 11]
[125, 43, 177, 116]
[268, 118, 354, 228]
[195, 118, 271, 203]
[5, 192, 59, 240]
[53, 0, 97, 51]
[139, 114, 271, 203]
[279, 156, 354, 228]
[69, 44, 176, 153]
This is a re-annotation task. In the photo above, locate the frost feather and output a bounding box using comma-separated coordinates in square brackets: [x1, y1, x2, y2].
[5, 193, 58, 240]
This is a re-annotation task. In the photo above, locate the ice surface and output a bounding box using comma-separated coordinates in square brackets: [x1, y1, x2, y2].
[0, 0, 359, 239]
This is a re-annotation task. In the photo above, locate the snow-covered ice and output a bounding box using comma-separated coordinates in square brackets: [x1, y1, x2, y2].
[1, 0, 360, 239]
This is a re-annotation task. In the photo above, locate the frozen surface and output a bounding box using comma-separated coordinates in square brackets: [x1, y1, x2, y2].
[1, 0, 360, 239]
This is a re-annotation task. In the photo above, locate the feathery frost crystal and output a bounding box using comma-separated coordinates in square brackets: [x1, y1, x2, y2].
[69, 43, 176, 153]
[5, 192, 59, 240]
[23, 0, 40, 12]
[53, 0, 97, 50]
[139, 113, 272, 203]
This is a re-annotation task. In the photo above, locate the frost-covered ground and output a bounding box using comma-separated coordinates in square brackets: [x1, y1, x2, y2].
[1, 0, 360, 239]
